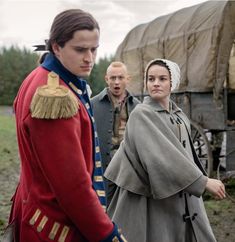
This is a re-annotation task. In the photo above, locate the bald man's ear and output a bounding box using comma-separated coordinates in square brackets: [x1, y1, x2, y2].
[127, 75, 132, 82]
[105, 75, 109, 85]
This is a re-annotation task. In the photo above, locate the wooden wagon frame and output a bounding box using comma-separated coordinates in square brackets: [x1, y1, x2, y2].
[115, 0, 235, 176]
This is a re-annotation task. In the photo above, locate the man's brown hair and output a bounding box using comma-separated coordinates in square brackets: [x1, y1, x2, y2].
[47, 9, 99, 53]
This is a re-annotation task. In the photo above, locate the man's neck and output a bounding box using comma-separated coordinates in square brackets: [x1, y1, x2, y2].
[108, 89, 127, 105]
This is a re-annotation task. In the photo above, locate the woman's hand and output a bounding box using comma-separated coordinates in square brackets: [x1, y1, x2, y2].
[205, 178, 226, 200]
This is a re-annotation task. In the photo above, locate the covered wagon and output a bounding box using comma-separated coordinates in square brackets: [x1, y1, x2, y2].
[115, 0, 235, 176]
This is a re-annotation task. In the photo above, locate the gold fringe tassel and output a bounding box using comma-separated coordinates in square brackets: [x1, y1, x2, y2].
[30, 72, 79, 119]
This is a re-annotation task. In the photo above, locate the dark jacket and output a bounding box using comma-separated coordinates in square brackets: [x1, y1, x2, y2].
[91, 88, 140, 170]
[91, 88, 140, 204]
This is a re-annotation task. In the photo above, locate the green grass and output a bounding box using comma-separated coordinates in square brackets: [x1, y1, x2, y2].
[205, 198, 233, 211]
[0, 107, 19, 236]
[0, 111, 18, 170]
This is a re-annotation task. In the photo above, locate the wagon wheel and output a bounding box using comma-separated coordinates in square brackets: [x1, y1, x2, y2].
[190, 120, 213, 177]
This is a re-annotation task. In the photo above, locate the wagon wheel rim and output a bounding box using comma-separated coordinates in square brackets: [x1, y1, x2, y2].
[190, 120, 213, 177]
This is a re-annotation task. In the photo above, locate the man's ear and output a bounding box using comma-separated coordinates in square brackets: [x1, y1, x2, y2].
[52, 42, 60, 56]
[127, 75, 132, 82]
[105, 75, 109, 85]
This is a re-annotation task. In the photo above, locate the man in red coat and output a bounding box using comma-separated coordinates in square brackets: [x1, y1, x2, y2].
[6, 9, 126, 242]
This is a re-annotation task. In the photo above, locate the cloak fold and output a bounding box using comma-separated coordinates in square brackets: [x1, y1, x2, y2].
[105, 99, 204, 199]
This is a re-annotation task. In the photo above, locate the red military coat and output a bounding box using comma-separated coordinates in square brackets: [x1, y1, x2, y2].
[10, 66, 114, 241]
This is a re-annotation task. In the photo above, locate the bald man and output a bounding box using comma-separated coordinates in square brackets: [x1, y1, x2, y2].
[91, 61, 140, 206]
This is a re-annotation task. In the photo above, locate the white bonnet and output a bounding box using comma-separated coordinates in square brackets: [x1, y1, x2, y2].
[144, 58, 181, 91]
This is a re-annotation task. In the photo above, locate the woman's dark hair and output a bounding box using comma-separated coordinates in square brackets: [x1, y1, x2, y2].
[145, 59, 171, 80]
[47, 9, 100, 53]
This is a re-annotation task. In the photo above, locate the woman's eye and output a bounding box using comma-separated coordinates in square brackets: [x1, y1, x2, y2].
[148, 77, 154, 82]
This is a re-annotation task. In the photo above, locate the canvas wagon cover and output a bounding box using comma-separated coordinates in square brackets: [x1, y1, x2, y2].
[115, 0, 235, 101]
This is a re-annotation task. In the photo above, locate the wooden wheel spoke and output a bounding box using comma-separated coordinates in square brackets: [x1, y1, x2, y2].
[190, 120, 213, 177]
[192, 130, 199, 141]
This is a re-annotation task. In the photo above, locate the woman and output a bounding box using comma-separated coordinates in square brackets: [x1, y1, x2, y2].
[104, 58, 226, 242]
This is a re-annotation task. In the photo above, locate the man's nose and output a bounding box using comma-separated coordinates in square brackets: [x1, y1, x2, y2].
[84, 50, 93, 62]
[114, 78, 120, 83]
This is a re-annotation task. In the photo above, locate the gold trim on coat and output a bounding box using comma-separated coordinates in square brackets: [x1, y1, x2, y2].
[94, 176, 103, 182]
[95, 161, 102, 167]
[29, 209, 41, 225]
[58, 226, 70, 242]
[37, 215, 48, 232]
[49, 222, 60, 240]
[96, 190, 106, 197]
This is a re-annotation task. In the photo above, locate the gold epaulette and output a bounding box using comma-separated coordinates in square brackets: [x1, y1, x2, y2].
[30, 71, 79, 119]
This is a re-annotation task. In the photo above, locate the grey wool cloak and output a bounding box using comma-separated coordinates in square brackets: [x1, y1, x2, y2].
[104, 96, 216, 242]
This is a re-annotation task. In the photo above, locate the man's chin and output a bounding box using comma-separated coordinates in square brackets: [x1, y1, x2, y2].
[77, 71, 91, 78]
[111, 91, 121, 97]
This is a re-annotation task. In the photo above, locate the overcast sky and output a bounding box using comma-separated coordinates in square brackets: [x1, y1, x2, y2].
[1, 0, 209, 59]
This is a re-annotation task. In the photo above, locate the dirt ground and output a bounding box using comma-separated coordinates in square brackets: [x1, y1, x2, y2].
[0, 107, 235, 241]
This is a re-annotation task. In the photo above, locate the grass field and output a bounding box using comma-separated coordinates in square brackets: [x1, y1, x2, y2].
[0, 106, 19, 236]
[0, 106, 235, 241]
[0, 106, 19, 178]
[0, 107, 18, 167]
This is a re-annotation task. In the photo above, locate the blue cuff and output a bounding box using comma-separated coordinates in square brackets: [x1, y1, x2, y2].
[101, 223, 126, 242]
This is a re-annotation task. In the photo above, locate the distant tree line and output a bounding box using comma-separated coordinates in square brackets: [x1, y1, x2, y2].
[0, 46, 39, 105]
[0, 45, 114, 105]
[87, 55, 114, 96]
